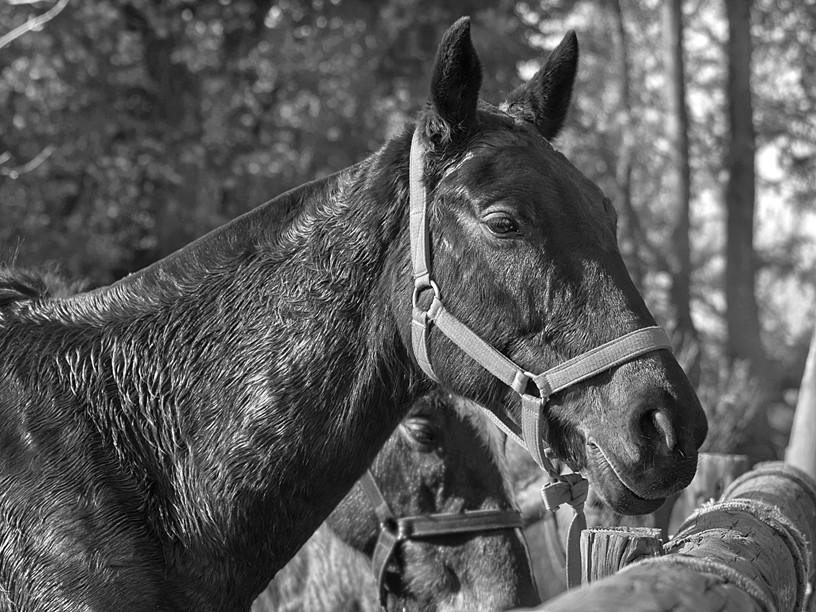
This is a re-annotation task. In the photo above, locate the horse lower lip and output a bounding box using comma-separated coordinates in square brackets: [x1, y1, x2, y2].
[586, 442, 668, 502]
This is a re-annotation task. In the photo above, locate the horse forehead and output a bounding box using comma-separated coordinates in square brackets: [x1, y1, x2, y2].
[449, 132, 604, 210]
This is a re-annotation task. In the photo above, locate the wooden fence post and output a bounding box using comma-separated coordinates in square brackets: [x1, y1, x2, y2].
[786, 325, 816, 480]
[580, 527, 662, 583]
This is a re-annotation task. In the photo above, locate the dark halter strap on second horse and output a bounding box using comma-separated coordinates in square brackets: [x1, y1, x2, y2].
[408, 128, 673, 589]
[360, 470, 524, 609]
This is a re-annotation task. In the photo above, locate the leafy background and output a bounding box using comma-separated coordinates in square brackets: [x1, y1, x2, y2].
[2, 0, 815, 459]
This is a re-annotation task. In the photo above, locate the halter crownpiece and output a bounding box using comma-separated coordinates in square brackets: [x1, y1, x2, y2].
[407, 127, 673, 588]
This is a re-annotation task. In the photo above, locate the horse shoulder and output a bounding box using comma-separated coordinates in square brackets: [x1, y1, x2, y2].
[0, 368, 173, 610]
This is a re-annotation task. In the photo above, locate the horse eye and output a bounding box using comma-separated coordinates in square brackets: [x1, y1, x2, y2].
[403, 419, 438, 449]
[484, 214, 519, 236]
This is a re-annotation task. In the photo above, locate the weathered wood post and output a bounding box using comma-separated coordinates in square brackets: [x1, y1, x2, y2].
[579, 527, 662, 583]
[786, 325, 816, 479]
[723, 463, 816, 605]
[527, 462, 816, 612]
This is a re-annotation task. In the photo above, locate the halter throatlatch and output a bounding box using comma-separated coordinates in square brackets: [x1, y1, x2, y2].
[360, 470, 524, 610]
[408, 128, 673, 589]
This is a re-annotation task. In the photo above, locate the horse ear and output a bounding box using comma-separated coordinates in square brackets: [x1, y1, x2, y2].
[425, 17, 482, 144]
[505, 31, 578, 139]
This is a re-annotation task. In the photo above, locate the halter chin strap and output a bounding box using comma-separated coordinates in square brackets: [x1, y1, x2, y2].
[408, 127, 673, 589]
[360, 470, 524, 610]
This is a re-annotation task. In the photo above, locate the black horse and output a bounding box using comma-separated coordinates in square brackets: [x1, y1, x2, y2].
[0, 18, 706, 612]
[253, 391, 538, 611]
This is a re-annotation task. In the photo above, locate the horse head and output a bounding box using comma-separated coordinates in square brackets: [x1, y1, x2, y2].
[324, 392, 538, 611]
[391, 18, 707, 515]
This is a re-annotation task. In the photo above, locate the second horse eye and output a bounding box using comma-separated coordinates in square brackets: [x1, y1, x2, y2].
[405, 421, 438, 447]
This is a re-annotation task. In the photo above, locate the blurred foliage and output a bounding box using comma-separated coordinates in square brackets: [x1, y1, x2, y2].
[1, 0, 536, 279]
[1, 0, 815, 453]
[697, 359, 764, 454]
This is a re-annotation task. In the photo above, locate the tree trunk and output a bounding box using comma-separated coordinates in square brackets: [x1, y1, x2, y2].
[723, 0, 778, 463]
[122, 3, 209, 265]
[607, 0, 645, 292]
[662, 0, 700, 384]
[724, 0, 769, 381]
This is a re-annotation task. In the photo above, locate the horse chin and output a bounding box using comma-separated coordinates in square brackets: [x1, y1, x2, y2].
[583, 443, 680, 515]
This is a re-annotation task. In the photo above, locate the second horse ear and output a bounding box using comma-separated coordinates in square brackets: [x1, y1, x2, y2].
[504, 31, 579, 139]
[424, 17, 483, 145]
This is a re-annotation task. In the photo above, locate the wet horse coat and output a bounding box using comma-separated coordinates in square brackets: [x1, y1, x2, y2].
[0, 18, 706, 612]
[253, 391, 538, 611]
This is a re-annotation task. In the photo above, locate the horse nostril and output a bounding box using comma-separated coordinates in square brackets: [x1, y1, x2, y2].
[649, 409, 677, 453]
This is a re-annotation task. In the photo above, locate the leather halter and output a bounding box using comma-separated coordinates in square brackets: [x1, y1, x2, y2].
[360, 470, 524, 610]
[407, 127, 673, 588]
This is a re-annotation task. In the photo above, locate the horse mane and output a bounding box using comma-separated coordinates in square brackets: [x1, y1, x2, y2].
[0, 266, 87, 308]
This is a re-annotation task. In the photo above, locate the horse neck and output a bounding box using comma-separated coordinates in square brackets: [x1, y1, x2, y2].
[14, 131, 426, 588]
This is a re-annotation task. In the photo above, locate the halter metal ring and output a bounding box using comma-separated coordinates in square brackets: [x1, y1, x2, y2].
[412, 278, 440, 311]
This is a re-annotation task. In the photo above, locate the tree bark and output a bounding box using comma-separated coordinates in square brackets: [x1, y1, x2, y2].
[662, 0, 700, 384]
[724, 0, 770, 382]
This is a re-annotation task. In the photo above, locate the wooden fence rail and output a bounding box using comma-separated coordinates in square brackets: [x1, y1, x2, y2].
[527, 461, 816, 612]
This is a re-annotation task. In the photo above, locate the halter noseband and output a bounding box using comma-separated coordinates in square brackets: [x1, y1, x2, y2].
[360, 470, 524, 610]
[408, 127, 673, 588]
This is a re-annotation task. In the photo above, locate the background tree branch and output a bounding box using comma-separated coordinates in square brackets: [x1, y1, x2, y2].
[0, 0, 69, 51]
